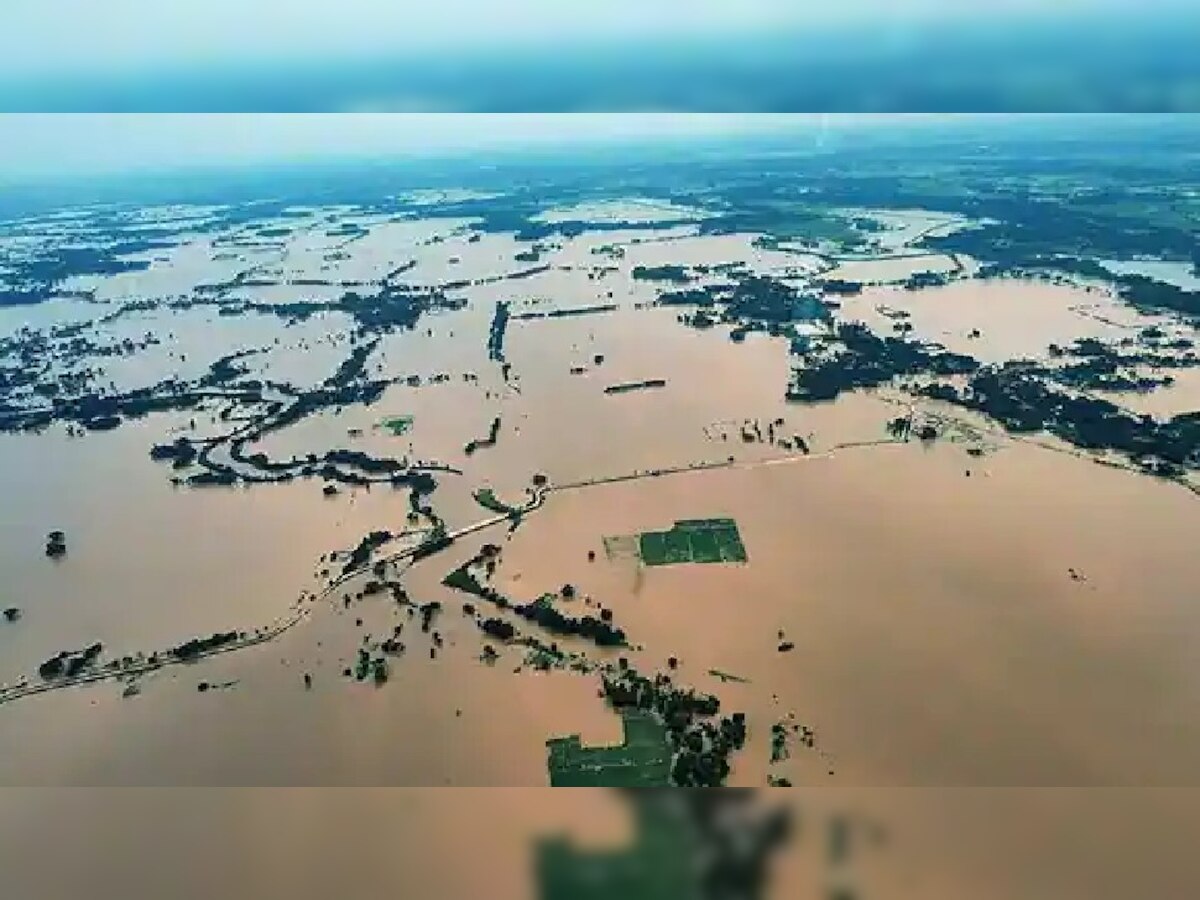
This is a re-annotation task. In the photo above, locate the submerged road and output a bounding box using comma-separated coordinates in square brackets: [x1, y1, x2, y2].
[0, 434, 966, 708]
[0, 487, 548, 707]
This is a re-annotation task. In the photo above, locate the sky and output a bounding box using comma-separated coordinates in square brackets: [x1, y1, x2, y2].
[0, 0, 1171, 81]
[2, 1, 1195, 113]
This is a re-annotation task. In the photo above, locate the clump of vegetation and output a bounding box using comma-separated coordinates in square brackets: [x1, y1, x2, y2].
[443, 555, 628, 648]
[379, 415, 413, 436]
[411, 524, 454, 560]
[788, 322, 979, 403]
[488, 301, 510, 362]
[516, 596, 626, 648]
[600, 664, 748, 787]
[38, 642, 103, 680]
[149, 437, 198, 468]
[45, 530, 67, 558]
[371, 657, 389, 685]
[632, 264, 692, 283]
[917, 365, 1200, 477]
[820, 279, 864, 296]
[903, 270, 952, 290]
[770, 722, 790, 763]
[479, 618, 516, 641]
[418, 601, 442, 633]
[886, 416, 912, 440]
[464, 417, 501, 454]
[342, 530, 393, 575]
[169, 631, 239, 661]
[473, 487, 519, 515]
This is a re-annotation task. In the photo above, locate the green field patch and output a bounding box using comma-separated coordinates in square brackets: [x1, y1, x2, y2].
[378, 415, 413, 436]
[537, 795, 697, 899]
[661, 528, 692, 564]
[716, 529, 748, 563]
[625, 518, 748, 567]
[441, 562, 485, 596]
[546, 710, 671, 787]
[687, 528, 722, 563]
[638, 531, 668, 566]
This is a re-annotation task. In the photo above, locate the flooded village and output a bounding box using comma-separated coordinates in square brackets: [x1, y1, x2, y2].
[1, 119, 1200, 896]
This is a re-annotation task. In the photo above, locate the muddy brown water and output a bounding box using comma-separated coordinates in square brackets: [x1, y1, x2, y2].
[3, 212, 1200, 899]
[0, 788, 1197, 899]
[5, 315, 1200, 789]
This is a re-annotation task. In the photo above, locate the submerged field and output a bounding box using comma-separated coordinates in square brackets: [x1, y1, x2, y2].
[547, 710, 672, 787]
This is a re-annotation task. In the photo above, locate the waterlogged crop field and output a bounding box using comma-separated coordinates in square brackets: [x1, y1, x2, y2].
[546, 710, 672, 786]
[637, 518, 748, 566]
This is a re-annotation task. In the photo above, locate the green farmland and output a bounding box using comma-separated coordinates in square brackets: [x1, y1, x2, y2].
[537, 794, 697, 899]
[546, 710, 672, 787]
[636, 518, 747, 566]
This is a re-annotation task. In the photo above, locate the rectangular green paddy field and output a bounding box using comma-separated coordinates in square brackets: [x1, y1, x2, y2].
[546, 710, 672, 787]
[636, 518, 747, 566]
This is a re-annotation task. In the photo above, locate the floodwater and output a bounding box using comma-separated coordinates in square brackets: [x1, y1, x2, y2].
[499, 425, 1200, 786]
[531, 198, 714, 225]
[1115, 366, 1200, 419]
[822, 253, 959, 285]
[1101, 258, 1200, 291]
[836, 277, 1191, 365]
[0, 414, 419, 687]
[833, 277, 1200, 418]
[4, 201, 1200, 898]
[835, 207, 975, 253]
[6, 292, 1200, 791]
[4, 210, 1200, 808]
[0, 788, 1198, 899]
